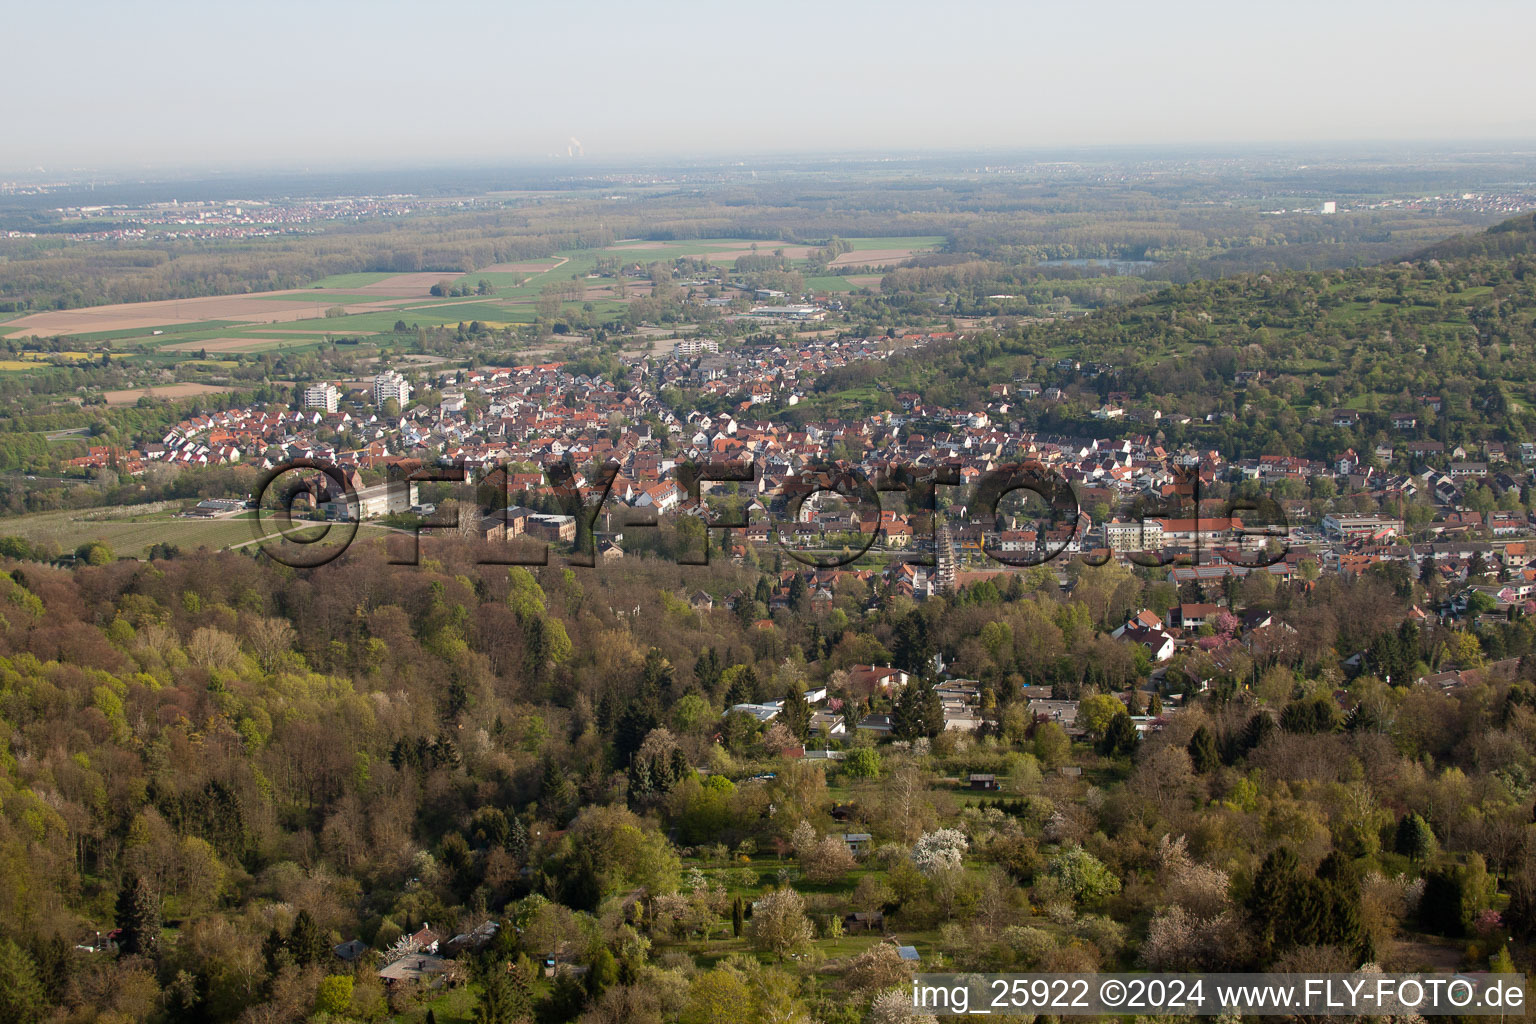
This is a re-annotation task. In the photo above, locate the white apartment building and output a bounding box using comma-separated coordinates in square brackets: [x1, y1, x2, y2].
[373, 370, 412, 408]
[1104, 517, 1164, 552]
[302, 382, 341, 413]
[674, 338, 719, 357]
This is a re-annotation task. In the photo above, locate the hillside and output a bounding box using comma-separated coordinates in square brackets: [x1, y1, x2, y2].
[794, 213, 1536, 461]
[1414, 210, 1536, 262]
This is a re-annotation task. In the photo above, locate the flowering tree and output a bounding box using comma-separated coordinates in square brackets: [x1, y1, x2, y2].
[747, 888, 814, 960]
[911, 829, 968, 877]
[383, 934, 422, 964]
[790, 820, 819, 860]
[870, 988, 938, 1024]
[803, 835, 857, 883]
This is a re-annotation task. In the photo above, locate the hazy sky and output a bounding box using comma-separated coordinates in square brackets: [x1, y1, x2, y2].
[6, 0, 1535, 171]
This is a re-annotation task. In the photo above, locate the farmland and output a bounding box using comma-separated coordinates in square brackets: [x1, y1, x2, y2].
[0, 235, 945, 378]
[0, 503, 397, 557]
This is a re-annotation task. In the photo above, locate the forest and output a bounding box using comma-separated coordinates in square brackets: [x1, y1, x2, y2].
[0, 504, 1533, 1022]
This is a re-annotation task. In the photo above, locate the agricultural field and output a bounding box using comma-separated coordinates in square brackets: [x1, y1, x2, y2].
[0, 235, 939, 379]
[0, 503, 396, 558]
[100, 382, 244, 405]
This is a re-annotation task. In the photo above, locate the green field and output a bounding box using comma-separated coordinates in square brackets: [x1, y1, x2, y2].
[0, 505, 402, 559]
[805, 275, 862, 293]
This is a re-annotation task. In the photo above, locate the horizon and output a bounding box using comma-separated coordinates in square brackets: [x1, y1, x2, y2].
[8, 0, 1535, 172]
[10, 138, 1536, 188]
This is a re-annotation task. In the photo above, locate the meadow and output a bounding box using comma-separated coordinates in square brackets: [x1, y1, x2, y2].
[0, 504, 399, 557]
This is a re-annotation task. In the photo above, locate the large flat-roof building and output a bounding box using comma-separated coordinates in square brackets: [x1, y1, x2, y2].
[373, 370, 412, 408]
[747, 305, 826, 321]
[303, 382, 341, 413]
[322, 480, 418, 521]
[1321, 513, 1402, 540]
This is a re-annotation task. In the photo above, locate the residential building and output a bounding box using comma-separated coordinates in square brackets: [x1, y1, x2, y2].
[373, 369, 412, 408]
[303, 382, 341, 413]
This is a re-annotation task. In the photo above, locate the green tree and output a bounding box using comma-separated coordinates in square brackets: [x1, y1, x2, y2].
[585, 946, 618, 999]
[315, 975, 353, 1015]
[475, 962, 530, 1024]
[1393, 813, 1436, 862]
[844, 747, 881, 778]
[75, 540, 113, 565]
[0, 939, 45, 1024]
[114, 874, 161, 958]
[893, 682, 942, 740]
[1033, 721, 1071, 767]
[1187, 725, 1221, 773]
[779, 684, 811, 742]
[1247, 846, 1301, 953]
[1045, 845, 1120, 905]
[1099, 712, 1139, 756]
[289, 909, 330, 967]
[1077, 693, 1126, 738]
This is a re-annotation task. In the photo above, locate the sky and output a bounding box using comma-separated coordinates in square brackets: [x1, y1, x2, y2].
[5, 0, 1535, 172]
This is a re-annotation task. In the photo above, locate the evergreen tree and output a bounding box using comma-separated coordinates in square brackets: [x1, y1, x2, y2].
[0, 938, 45, 1024]
[695, 647, 721, 691]
[628, 758, 654, 803]
[669, 747, 691, 785]
[723, 666, 758, 707]
[1281, 695, 1342, 734]
[585, 947, 618, 999]
[642, 647, 675, 698]
[1100, 712, 1139, 756]
[25, 934, 69, 1006]
[1394, 813, 1436, 862]
[1246, 847, 1301, 954]
[596, 690, 618, 733]
[893, 682, 942, 740]
[1240, 711, 1275, 752]
[1315, 852, 1367, 956]
[1283, 876, 1330, 948]
[1187, 725, 1221, 773]
[262, 926, 289, 976]
[474, 962, 530, 1024]
[732, 896, 744, 937]
[508, 816, 530, 861]
[807, 623, 827, 661]
[1419, 865, 1472, 936]
[920, 683, 944, 735]
[788, 573, 808, 613]
[289, 909, 329, 967]
[614, 694, 661, 766]
[893, 610, 934, 671]
[736, 596, 758, 630]
[114, 874, 161, 958]
[780, 683, 811, 742]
